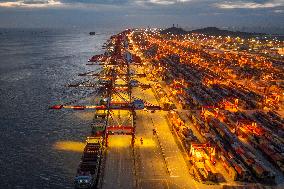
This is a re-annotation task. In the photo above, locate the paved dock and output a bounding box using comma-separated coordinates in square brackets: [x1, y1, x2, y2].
[132, 77, 212, 189]
[100, 60, 225, 188]
[102, 135, 134, 189]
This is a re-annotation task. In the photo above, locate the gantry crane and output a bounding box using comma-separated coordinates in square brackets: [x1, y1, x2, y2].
[51, 30, 163, 189]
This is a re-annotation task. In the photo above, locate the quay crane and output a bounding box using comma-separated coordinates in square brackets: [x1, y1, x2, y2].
[50, 30, 161, 189]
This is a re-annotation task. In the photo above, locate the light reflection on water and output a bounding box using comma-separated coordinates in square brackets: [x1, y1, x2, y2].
[0, 28, 111, 188]
[73, 111, 96, 121]
[53, 141, 85, 153]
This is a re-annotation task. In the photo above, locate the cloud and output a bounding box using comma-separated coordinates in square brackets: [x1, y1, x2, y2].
[60, 0, 131, 5]
[0, 0, 62, 8]
[147, 0, 176, 5]
[136, 0, 193, 5]
[0, 0, 195, 8]
[215, 0, 284, 9]
[0, 0, 283, 9]
[0, 0, 138, 8]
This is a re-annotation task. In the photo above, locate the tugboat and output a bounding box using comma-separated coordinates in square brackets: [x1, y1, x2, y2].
[89, 32, 96, 35]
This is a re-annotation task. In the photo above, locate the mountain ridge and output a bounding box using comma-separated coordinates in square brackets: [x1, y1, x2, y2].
[160, 26, 266, 37]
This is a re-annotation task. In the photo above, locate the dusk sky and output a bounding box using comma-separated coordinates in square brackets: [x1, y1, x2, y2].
[0, 0, 283, 31]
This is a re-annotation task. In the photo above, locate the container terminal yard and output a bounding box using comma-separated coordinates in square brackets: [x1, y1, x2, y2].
[50, 28, 284, 189]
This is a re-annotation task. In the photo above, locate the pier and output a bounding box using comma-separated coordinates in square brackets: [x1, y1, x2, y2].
[50, 28, 284, 189]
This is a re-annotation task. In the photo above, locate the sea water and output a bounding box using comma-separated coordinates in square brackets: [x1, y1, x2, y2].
[0, 28, 112, 188]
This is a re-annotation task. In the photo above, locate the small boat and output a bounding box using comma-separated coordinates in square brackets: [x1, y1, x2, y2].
[89, 32, 96, 35]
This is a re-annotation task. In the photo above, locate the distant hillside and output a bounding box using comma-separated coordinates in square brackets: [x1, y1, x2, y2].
[160, 27, 188, 35]
[160, 26, 265, 37]
[189, 27, 265, 37]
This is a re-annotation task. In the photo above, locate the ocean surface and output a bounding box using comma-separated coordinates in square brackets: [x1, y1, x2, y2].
[0, 28, 112, 188]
